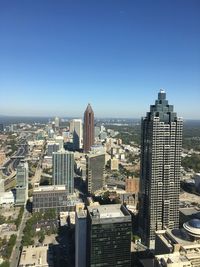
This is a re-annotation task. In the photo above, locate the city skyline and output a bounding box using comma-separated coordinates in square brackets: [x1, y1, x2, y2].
[0, 1, 200, 119]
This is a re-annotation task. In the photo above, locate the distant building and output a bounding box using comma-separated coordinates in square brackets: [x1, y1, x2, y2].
[86, 204, 132, 267]
[53, 149, 74, 194]
[0, 124, 4, 132]
[139, 90, 183, 249]
[125, 177, 139, 194]
[46, 141, 59, 156]
[54, 136, 64, 150]
[54, 116, 60, 128]
[86, 153, 105, 194]
[83, 104, 94, 153]
[32, 184, 68, 213]
[110, 158, 119, 171]
[15, 161, 29, 206]
[70, 119, 83, 150]
[75, 210, 87, 267]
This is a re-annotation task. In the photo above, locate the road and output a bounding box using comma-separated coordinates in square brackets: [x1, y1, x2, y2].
[10, 211, 29, 267]
[2, 140, 28, 176]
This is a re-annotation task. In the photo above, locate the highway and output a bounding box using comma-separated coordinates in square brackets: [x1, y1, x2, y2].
[2, 139, 28, 176]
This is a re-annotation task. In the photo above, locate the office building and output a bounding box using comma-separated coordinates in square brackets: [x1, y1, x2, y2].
[75, 210, 87, 267]
[139, 90, 183, 249]
[32, 184, 68, 213]
[46, 141, 59, 156]
[53, 149, 74, 194]
[87, 204, 132, 267]
[70, 119, 83, 150]
[83, 104, 94, 153]
[86, 152, 105, 194]
[15, 161, 29, 206]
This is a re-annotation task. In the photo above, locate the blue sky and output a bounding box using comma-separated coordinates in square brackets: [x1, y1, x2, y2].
[0, 0, 199, 119]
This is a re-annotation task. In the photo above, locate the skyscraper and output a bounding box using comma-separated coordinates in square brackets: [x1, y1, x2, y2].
[83, 104, 94, 153]
[53, 149, 74, 194]
[139, 90, 183, 249]
[15, 161, 29, 205]
[86, 152, 105, 194]
[86, 204, 132, 267]
[70, 119, 83, 150]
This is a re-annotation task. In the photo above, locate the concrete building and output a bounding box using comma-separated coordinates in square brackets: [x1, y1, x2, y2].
[54, 136, 64, 150]
[139, 90, 183, 249]
[0, 123, 4, 132]
[70, 119, 83, 150]
[87, 204, 132, 267]
[155, 229, 200, 267]
[83, 104, 94, 153]
[125, 177, 140, 194]
[53, 149, 74, 194]
[19, 244, 53, 267]
[15, 161, 29, 206]
[32, 184, 68, 213]
[86, 153, 105, 194]
[110, 158, 119, 171]
[75, 210, 87, 267]
[0, 191, 15, 205]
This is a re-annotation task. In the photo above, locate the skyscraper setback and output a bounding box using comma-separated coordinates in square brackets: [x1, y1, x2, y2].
[83, 104, 94, 153]
[139, 90, 183, 249]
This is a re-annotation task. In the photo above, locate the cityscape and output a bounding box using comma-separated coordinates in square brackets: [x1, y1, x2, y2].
[0, 1, 200, 267]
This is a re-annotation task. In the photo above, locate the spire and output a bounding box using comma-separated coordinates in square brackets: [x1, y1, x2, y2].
[85, 103, 93, 113]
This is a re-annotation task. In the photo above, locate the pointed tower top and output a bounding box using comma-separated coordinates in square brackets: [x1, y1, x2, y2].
[85, 103, 94, 113]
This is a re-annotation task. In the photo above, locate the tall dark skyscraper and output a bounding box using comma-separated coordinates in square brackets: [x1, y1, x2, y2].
[87, 204, 132, 267]
[139, 90, 183, 249]
[83, 104, 94, 153]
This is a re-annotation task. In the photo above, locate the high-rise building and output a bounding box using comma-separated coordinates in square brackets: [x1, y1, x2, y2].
[75, 210, 87, 267]
[70, 119, 83, 150]
[54, 116, 60, 128]
[86, 204, 132, 267]
[86, 152, 105, 194]
[53, 149, 74, 194]
[0, 123, 4, 132]
[139, 90, 183, 249]
[15, 161, 29, 205]
[46, 141, 60, 156]
[83, 104, 94, 153]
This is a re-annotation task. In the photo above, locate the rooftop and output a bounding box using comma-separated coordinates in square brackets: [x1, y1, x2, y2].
[33, 185, 67, 192]
[88, 204, 130, 220]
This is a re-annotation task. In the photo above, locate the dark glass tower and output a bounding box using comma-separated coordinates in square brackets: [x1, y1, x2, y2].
[139, 90, 183, 249]
[83, 104, 94, 153]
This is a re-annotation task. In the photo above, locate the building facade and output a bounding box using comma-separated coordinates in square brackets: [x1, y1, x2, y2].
[75, 210, 87, 267]
[87, 204, 132, 267]
[70, 119, 83, 150]
[53, 149, 74, 194]
[15, 161, 29, 206]
[83, 104, 94, 153]
[139, 90, 183, 249]
[32, 185, 68, 213]
[86, 153, 105, 194]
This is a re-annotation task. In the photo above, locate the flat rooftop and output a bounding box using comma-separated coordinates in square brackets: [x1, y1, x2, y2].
[88, 204, 130, 220]
[19, 245, 53, 267]
[33, 185, 67, 192]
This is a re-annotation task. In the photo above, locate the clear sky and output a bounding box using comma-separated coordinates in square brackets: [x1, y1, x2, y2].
[0, 0, 199, 119]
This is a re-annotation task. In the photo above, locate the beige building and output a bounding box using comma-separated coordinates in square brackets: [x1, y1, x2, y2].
[19, 245, 53, 267]
[0, 151, 6, 166]
[125, 177, 139, 194]
[110, 158, 119, 171]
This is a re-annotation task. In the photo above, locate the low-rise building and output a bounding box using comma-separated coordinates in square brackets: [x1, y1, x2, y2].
[19, 245, 53, 267]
